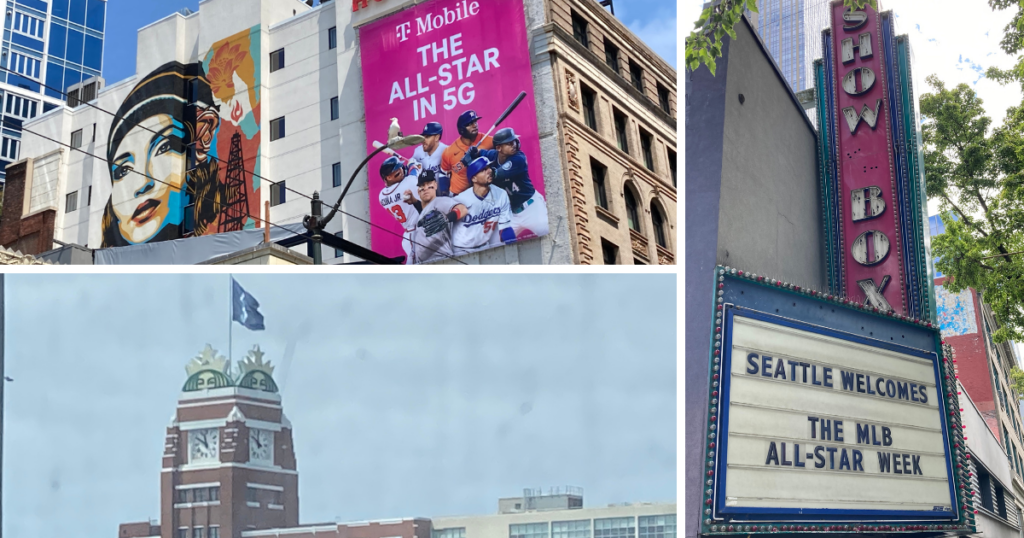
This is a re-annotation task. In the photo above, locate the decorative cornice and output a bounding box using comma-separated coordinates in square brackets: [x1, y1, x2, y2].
[0, 246, 50, 265]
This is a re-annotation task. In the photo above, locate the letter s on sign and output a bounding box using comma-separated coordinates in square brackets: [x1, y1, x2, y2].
[747, 353, 759, 375]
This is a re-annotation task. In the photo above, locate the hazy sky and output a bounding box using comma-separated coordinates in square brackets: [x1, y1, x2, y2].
[3, 274, 676, 537]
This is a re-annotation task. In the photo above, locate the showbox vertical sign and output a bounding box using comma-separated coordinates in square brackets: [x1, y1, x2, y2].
[816, 2, 933, 320]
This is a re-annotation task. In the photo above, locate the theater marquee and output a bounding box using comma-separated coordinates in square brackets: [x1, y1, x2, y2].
[700, 267, 975, 536]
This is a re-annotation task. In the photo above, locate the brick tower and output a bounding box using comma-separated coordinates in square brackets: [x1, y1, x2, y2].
[120, 345, 299, 538]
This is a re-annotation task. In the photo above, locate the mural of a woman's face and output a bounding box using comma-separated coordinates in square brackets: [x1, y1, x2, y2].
[109, 114, 187, 244]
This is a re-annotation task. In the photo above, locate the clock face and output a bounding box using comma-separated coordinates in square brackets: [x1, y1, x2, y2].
[189, 428, 219, 462]
[249, 429, 273, 464]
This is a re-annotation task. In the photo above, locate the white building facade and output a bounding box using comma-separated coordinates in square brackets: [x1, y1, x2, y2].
[4, 0, 675, 264]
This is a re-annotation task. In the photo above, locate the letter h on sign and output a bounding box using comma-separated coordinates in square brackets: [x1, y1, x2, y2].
[842, 33, 873, 63]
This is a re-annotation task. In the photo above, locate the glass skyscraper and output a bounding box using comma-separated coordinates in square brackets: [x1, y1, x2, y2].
[0, 0, 105, 180]
[746, 0, 828, 94]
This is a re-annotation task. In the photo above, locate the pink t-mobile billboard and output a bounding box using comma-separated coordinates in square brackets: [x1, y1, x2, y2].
[360, 0, 549, 264]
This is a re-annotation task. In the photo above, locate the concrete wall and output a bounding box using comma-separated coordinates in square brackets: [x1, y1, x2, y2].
[684, 14, 822, 538]
[962, 386, 1023, 538]
[716, 17, 822, 287]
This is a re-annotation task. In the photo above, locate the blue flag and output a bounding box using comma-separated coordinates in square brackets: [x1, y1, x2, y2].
[232, 278, 265, 331]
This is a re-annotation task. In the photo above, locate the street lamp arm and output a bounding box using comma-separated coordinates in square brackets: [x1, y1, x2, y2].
[320, 142, 392, 229]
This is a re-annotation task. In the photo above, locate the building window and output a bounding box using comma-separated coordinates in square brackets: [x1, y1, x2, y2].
[629, 61, 644, 93]
[602, 239, 618, 265]
[625, 188, 640, 232]
[613, 109, 629, 154]
[246, 487, 259, 503]
[270, 117, 286, 141]
[13, 11, 45, 38]
[194, 487, 209, 502]
[657, 83, 671, 115]
[978, 464, 994, 511]
[330, 96, 340, 121]
[176, 489, 189, 503]
[651, 204, 667, 248]
[332, 162, 342, 188]
[511, 523, 549, 538]
[178, 529, 189, 538]
[209, 528, 220, 538]
[65, 191, 78, 213]
[604, 39, 620, 73]
[581, 84, 597, 131]
[270, 48, 285, 72]
[639, 515, 675, 538]
[1, 137, 20, 160]
[571, 11, 589, 48]
[433, 529, 467, 538]
[10, 52, 41, 79]
[328, 26, 337, 50]
[595, 518, 636, 538]
[209, 486, 219, 501]
[194, 528, 204, 538]
[5, 94, 37, 120]
[639, 129, 655, 171]
[667, 149, 677, 187]
[553, 521, 590, 538]
[87, 186, 92, 206]
[270, 181, 286, 207]
[71, 129, 83, 149]
[591, 158, 608, 210]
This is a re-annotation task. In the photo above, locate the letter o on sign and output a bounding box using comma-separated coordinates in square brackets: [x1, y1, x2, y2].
[842, 67, 876, 95]
[851, 230, 890, 265]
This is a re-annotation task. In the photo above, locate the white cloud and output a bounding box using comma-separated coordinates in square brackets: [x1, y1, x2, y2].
[884, 0, 1021, 128]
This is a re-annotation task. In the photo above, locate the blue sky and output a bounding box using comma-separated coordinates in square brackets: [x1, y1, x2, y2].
[102, 0, 676, 84]
[3, 274, 675, 537]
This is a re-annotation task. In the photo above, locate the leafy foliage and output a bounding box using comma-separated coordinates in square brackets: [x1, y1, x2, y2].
[984, 1, 1024, 89]
[922, 75, 1024, 343]
[1011, 366, 1024, 395]
[684, 0, 876, 76]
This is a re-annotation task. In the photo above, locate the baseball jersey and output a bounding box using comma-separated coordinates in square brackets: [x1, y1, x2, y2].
[378, 173, 421, 232]
[440, 134, 493, 195]
[410, 196, 462, 264]
[452, 186, 513, 253]
[478, 149, 536, 210]
[412, 142, 448, 172]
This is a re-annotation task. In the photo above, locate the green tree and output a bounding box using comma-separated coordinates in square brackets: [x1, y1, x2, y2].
[921, 75, 1024, 344]
[984, 1, 1024, 89]
[684, 0, 875, 76]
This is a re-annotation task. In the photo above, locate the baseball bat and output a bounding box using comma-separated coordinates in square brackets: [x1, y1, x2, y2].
[372, 141, 411, 162]
[473, 91, 527, 148]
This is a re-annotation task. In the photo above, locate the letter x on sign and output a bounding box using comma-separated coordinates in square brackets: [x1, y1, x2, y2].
[857, 275, 892, 312]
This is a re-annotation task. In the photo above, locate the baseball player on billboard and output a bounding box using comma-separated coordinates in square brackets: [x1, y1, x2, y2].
[452, 156, 515, 255]
[441, 110, 493, 196]
[402, 169, 469, 264]
[411, 121, 450, 196]
[461, 128, 549, 238]
[377, 156, 424, 264]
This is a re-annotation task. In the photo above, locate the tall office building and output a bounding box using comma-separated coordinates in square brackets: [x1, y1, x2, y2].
[745, 0, 829, 93]
[0, 0, 105, 180]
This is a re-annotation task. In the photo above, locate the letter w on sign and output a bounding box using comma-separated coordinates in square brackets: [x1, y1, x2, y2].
[842, 99, 882, 134]
[858, 275, 892, 312]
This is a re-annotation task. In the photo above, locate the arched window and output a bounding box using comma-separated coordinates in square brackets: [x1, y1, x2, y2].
[625, 187, 640, 232]
[651, 202, 667, 248]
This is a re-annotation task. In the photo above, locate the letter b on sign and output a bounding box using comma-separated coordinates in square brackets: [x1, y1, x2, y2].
[851, 186, 885, 221]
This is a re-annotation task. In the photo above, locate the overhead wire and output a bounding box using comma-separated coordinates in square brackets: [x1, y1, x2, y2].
[0, 66, 470, 264]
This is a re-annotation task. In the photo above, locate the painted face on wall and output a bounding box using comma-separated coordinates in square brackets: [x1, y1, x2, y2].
[109, 114, 187, 244]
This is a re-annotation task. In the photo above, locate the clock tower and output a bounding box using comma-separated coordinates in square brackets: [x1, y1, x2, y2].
[158, 345, 299, 538]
